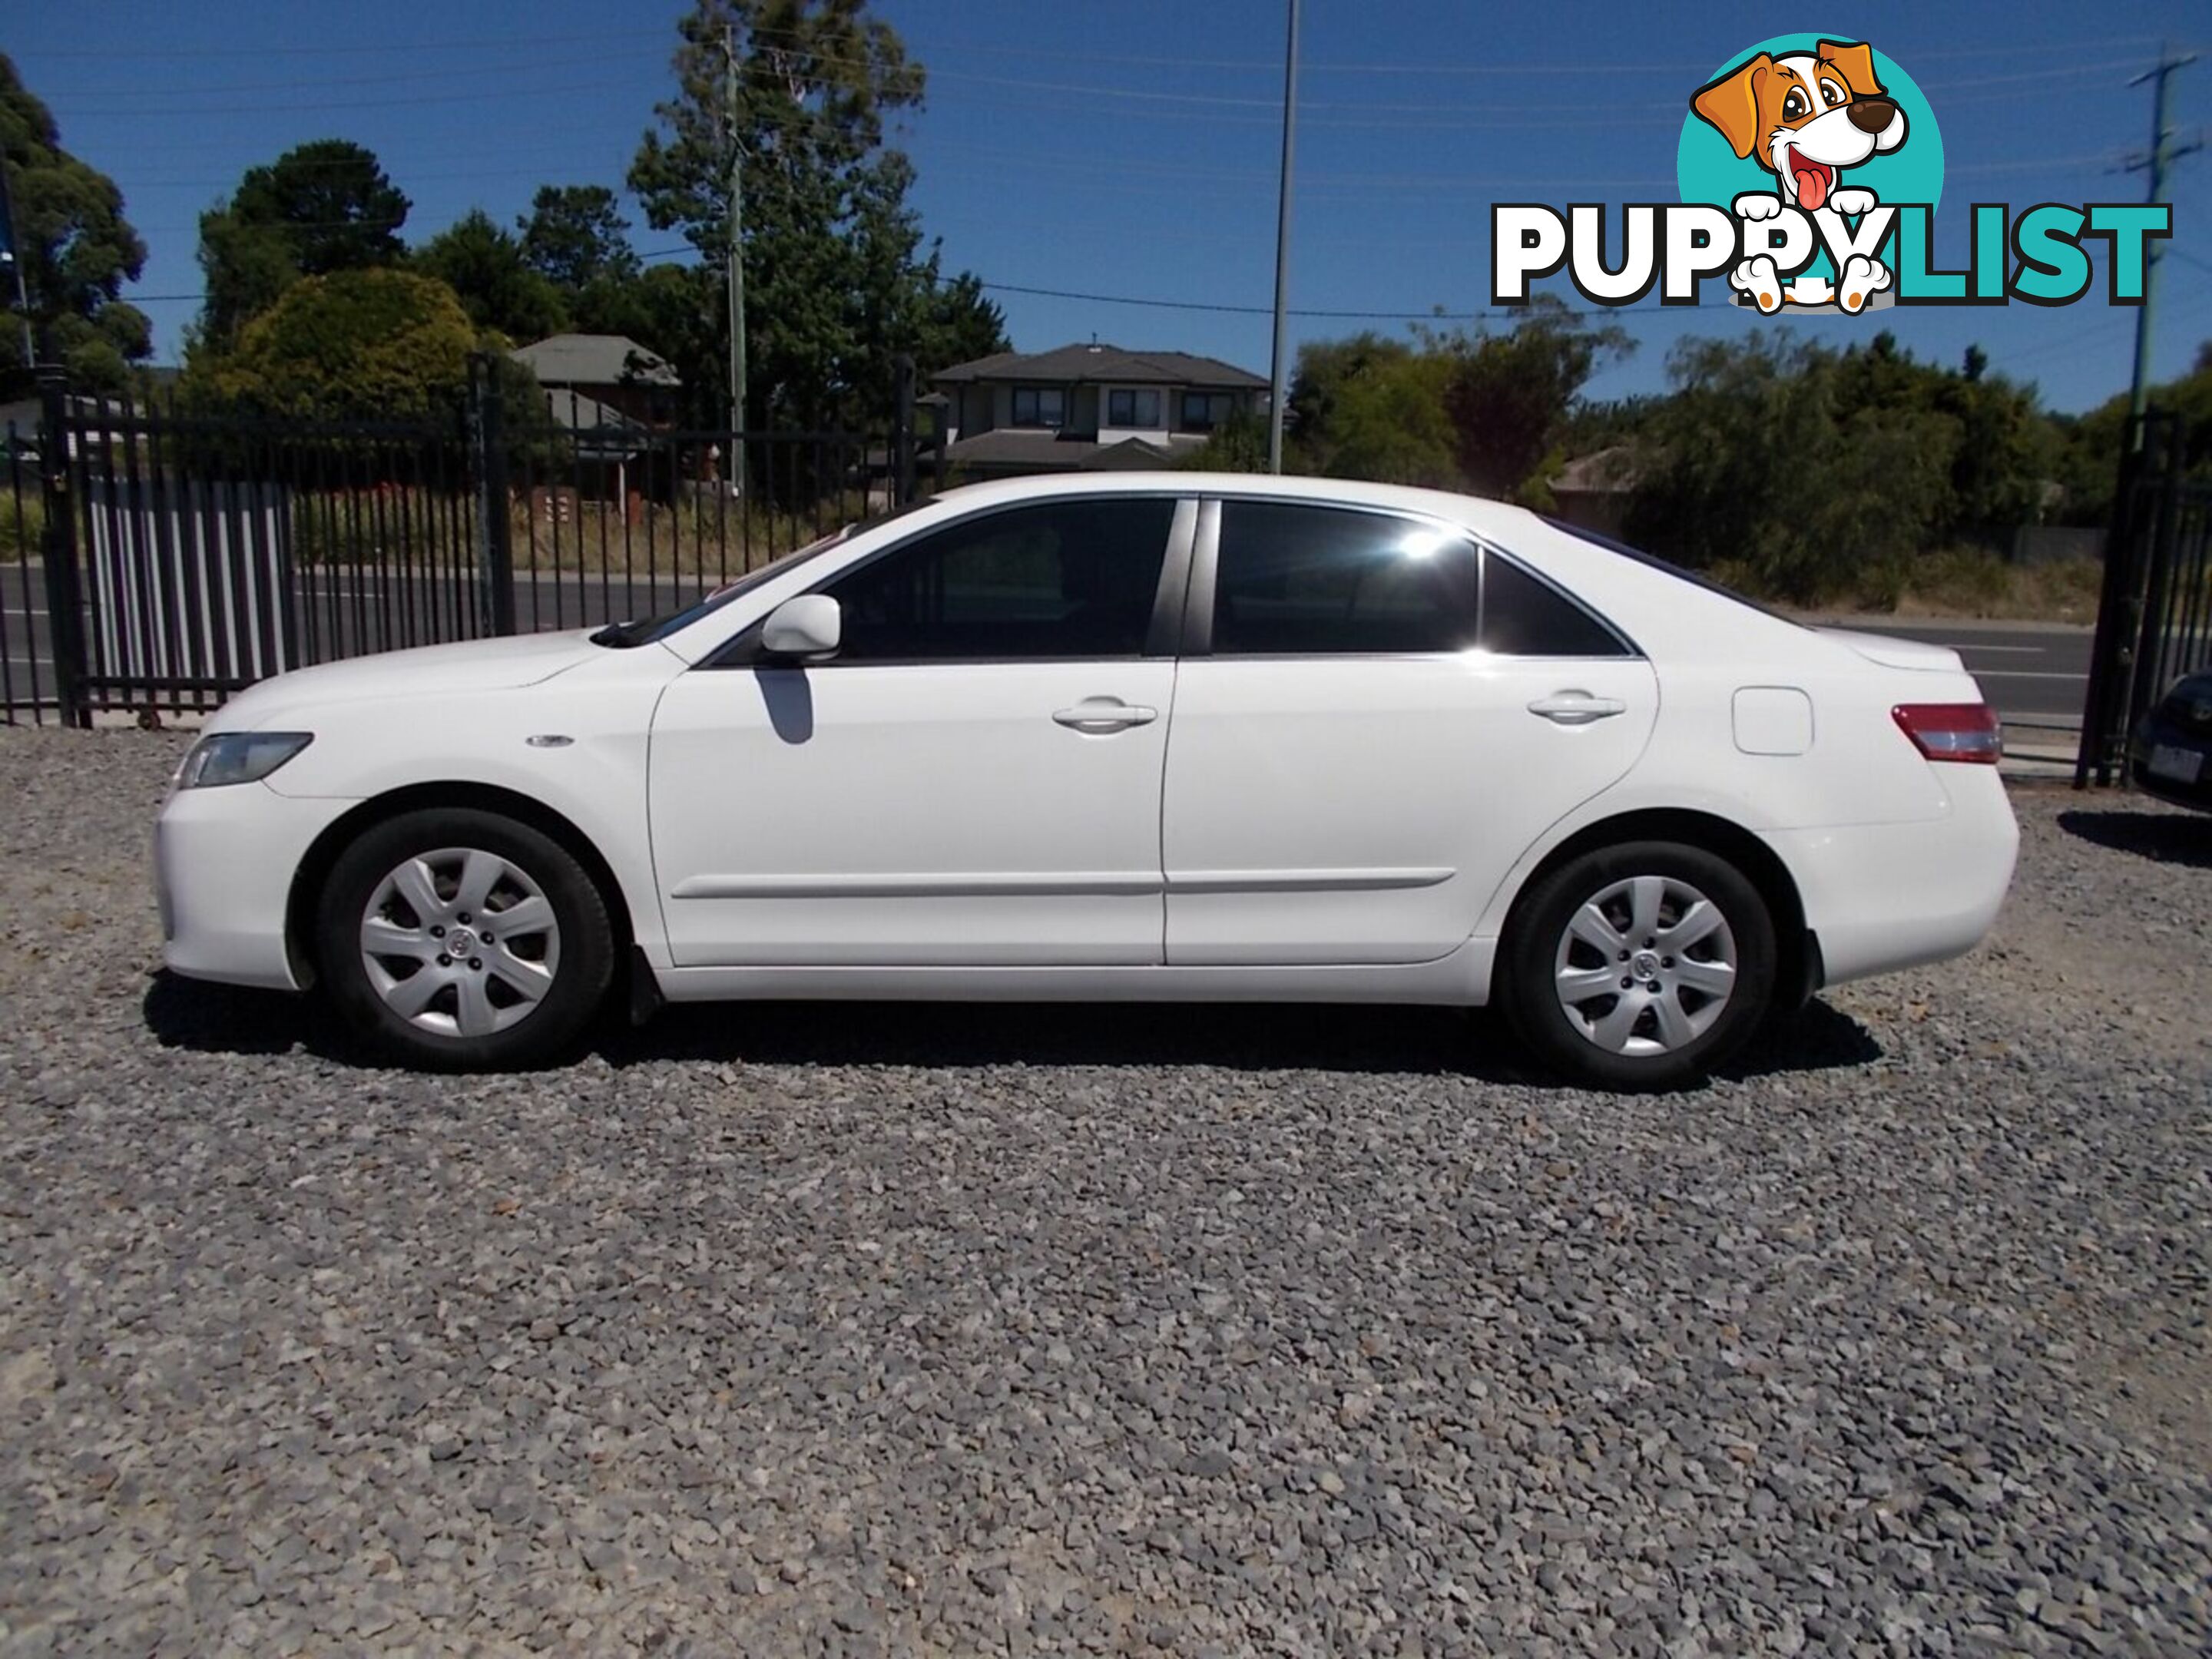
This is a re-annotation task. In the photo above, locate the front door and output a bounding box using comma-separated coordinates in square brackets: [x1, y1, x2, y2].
[1162, 498, 1657, 965]
[649, 495, 1189, 967]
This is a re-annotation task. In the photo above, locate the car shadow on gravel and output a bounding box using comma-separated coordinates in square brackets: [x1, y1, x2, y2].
[143, 973, 1881, 1085]
[2058, 808, 2212, 869]
[607, 998, 1880, 1082]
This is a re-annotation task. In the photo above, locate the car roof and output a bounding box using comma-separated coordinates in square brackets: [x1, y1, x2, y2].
[927, 469, 1538, 540]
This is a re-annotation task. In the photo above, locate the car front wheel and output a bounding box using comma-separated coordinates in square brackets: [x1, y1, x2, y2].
[1501, 840, 1776, 1091]
[315, 807, 614, 1071]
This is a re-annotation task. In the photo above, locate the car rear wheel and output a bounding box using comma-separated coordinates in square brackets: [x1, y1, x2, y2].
[1501, 840, 1776, 1091]
[315, 808, 614, 1071]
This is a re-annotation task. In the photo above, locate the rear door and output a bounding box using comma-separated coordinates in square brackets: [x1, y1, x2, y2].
[1161, 498, 1657, 965]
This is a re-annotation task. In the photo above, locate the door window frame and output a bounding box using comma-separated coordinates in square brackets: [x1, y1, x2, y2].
[704, 494, 1201, 669]
[1178, 495, 1642, 661]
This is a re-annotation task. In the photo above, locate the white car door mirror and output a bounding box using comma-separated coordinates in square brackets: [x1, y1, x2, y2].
[760, 594, 841, 659]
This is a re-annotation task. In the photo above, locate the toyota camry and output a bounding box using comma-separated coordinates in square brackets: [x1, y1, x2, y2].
[154, 473, 2019, 1089]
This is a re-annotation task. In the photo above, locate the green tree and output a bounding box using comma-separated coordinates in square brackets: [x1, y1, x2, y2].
[1181, 407, 1270, 473]
[1286, 333, 1457, 484]
[1826, 329, 2058, 540]
[1624, 333, 1959, 603]
[1439, 301, 1631, 505]
[628, 0, 1002, 428]
[197, 140, 409, 346]
[912, 268, 1008, 379]
[0, 53, 151, 391]
[2046, 343, 2212, 525]
[518, 184, 640, 292]
[565, 260, 726, 404]
[412, 208, 568, 343]
[187, 267, 475, 419]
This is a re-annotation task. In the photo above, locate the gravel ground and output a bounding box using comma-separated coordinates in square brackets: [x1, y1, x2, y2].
[1, 727, 2207, 1658]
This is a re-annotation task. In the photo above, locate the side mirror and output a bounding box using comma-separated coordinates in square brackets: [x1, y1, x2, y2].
[760, 594, 841, 659]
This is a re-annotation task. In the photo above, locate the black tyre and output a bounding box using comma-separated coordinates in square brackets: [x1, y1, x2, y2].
[315, 807, 614, 1071]
[1498, 839, 1776, 1091]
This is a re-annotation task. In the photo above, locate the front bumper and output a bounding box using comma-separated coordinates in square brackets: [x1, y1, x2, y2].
[1761, 763, 2020, 987]
[155, 781, 355, 991]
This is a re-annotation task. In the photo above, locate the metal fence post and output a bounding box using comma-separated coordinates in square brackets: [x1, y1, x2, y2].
[2075, 413, 2156, 786]
[467, 356, 517, 636]
[892, 353, 916, 508]
[2122, 423, 2187, 740]
[36, 368, 89, 728]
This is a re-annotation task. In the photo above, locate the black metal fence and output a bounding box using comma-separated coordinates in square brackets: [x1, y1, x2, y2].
[2, 355, 939, 726]
[2076, 412, 2212, 785]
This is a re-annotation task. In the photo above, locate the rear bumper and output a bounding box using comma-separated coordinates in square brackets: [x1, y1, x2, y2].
[154, 783, 353, 991]
[1761, 766, 2018, 987]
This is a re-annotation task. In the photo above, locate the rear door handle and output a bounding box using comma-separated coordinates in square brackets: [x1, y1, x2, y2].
[1053, 696, 1159, 733]
[1528, 690, 1627, 725]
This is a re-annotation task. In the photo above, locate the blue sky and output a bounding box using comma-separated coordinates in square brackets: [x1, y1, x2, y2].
[11, 0, 2208, 413]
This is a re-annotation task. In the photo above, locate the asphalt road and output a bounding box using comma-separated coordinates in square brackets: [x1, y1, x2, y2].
[1816, 618, 2092, 731]
[3, 565, 2094, 731]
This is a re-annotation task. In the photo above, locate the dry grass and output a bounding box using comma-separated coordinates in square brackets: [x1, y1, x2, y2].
[283, 488, 879, 581]
[1803, 550, 2107, 624]
[504, 495, 871, 580]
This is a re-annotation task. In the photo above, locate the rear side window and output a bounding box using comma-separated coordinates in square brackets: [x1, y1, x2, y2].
[1209, 499, 1631, 657]
[1481, 551, 1632, 657]
[1212, 502, 1482, 654]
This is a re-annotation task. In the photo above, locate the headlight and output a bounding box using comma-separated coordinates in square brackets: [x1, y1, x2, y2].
[177, 731, 314, 789]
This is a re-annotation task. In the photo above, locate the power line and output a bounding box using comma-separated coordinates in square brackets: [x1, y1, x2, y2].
[37, 45, 2165, 124]
[972, 281, 1725, 323]
[18, 28, 2170, 72]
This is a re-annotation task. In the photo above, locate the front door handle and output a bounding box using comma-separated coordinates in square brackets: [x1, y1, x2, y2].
[1528, 690, 1627, 725]
[1053, 697, 1159, 733]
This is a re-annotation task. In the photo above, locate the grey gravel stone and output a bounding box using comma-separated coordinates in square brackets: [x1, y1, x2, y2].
[0, 730, 2207, 1655]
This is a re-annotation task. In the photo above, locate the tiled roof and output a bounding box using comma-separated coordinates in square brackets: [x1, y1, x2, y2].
[934, 343, 1265, 389]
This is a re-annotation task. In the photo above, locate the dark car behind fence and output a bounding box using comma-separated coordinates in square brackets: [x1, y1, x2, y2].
[2077, 411, 2212, 786]
[2, 356, 939, 727]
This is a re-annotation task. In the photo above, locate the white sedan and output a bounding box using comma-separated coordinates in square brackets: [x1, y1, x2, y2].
[154, 473, 2018, 1089]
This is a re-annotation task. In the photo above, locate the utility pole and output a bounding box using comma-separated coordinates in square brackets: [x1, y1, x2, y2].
[724, 21, 749, 495]
[2122, 46, 2200, 439]
[1266, 0, 1300, 475]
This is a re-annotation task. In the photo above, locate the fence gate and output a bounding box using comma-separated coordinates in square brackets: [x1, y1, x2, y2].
[3, 356, 942, 727]
[2077, 412, 2212, 786]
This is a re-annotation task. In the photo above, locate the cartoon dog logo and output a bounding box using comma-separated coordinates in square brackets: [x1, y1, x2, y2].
[1690, 39, 1908, 313]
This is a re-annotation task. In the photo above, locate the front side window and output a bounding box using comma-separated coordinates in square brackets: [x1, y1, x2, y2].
[1212, 502, 1481, 654]
[1010, 386, 1066, 429]
[1108, 388, 1161, 427]
[819, 498, 1177, 662]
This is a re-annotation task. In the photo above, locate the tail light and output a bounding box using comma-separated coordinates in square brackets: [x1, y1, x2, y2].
[1892, 702, 2002, 764]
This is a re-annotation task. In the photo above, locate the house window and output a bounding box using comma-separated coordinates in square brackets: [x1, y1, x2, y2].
[1107, 388, 1161, 428]
[1010, 386, 1066, 429]
[1180, 391, 1234, 431]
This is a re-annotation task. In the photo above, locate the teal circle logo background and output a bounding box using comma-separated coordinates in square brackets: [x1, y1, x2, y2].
[1676, 35, 1945, 273]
